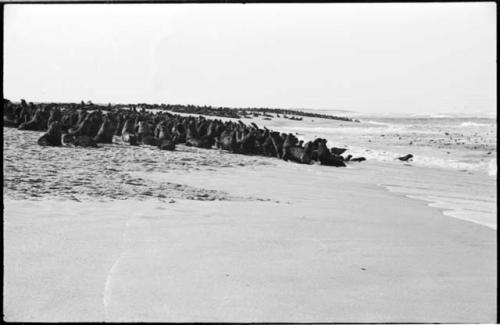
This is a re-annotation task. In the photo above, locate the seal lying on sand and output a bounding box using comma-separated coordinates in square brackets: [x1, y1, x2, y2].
[234, 128, 258, 154]
[68, 111, 100, 137]
[136, 120, 157, 146]
[3, 100, 19, 127]
[121, 118, 138, 145]
[18, 109, 47, 131]
[215, 130, 237, 152]
[62, 134, 99, 148]
[8, 99, 367, 168]
[315, 139, 346, 167]
[283, 141, 314, 164]
[114, 115, 124, 136]
[186, 121, 212, 148]
[156, 124, 176, 151]
[93, 116, 114, 143]
[37, 121, 62, 146]
[4, 116, 18, 128]
[158, 137, 176, 151]
[47, 107, 62, 128]
[267, 132, 285, 158]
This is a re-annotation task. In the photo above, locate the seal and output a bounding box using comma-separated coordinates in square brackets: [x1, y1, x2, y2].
[157, 124, 176, 150]
[397, 154, 413, 162]
[282, 141, 314, 164]
[18, 109, 47, 131]
[185, 121, 212, 148]
[47, 107, 62, 127]
[121, 118, 138, 145]
[62, 134, 98, 148]
[330, 147, 347, 155]
[37, 121, 62, 146]
[216, 129, 237, 152]
[316, 139, 346, 167]
[93, 115, 114, 143]
[135, 120, 157, 146]
[68, 111, 99, 136]
[3, 100, 19, 127]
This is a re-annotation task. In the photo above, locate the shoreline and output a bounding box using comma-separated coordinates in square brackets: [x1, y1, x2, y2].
[4, 161, 496, 322]
[389, 190, 497, 230]
[3, 117, 496, 322]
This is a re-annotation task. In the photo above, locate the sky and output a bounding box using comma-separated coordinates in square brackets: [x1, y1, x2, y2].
[3, 3, 496, 115]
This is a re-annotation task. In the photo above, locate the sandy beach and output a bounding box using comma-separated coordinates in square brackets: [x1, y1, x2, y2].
[3, 122, 496, 322]
[4, 3, 496, 322]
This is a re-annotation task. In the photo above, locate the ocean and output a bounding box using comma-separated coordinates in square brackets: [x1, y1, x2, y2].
[280, 111, 497, 178]
[269, 111, 497, 229]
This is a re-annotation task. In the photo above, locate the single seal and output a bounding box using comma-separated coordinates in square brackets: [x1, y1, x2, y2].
[38, 121, 62, 146]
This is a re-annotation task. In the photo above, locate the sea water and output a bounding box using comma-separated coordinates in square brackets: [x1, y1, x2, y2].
[276, 111, 497, 229]
[281, 111, 496, 177]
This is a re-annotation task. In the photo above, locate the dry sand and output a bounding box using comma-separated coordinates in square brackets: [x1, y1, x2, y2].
[3, 127, 497, 322]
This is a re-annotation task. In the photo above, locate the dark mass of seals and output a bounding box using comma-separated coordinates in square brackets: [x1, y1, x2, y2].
[4, 99, 368, 167]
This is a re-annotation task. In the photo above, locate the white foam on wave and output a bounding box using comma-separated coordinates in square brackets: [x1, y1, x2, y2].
[488, 158, 497, 177]
[337, 144, 497, 176]
[275, 118, 496, 176]
[364, 120, 391, 126]
[383, 185, 497, 230]
[459, 121, 495, 127]
[280, 125, 410, 136]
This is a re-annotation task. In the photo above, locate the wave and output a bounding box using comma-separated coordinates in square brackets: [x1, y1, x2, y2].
[340, 145, 497, 177]
[280, 125, 405, 134]
[488, 159, 497, 177]
[364, 120, 391, 126]
[272, 122, 496, 177]
[459, 121, 494, 127]
[386, 190, 497, 230]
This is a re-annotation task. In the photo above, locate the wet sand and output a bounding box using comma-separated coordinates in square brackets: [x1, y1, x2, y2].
[3, 126, 497, 322]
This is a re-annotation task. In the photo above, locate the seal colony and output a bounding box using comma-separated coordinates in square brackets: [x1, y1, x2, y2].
[4, 99, 367, 167]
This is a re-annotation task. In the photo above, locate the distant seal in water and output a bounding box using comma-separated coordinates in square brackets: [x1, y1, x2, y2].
[397, 154, 413, 162]
[37, 121, 62, 146]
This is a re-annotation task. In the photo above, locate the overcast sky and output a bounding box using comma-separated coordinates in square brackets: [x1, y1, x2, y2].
[4, 3, 496, 115]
